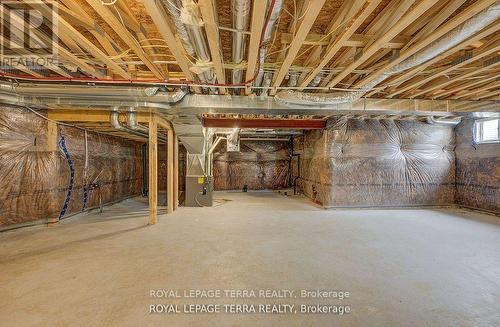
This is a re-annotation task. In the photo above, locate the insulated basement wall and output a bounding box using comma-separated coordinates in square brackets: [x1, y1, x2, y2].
[296, 118, 456, 208]
[213, 140, 291, 190]
[455, 119, 500, 212]
[0, 105, 143, 227]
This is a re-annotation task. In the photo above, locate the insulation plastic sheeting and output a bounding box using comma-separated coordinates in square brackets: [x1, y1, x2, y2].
[0, 105, 143, 227]
[213, 140, 291, 190]
[297, 118, 456, 208]
[455, 119, 500, 212]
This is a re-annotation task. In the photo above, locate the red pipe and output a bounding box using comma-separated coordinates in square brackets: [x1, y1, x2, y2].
[0, 0, 277, 88]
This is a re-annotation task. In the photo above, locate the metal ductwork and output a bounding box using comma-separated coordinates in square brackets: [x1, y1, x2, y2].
[110, 109, 148, 139]
[179, 0, 216, 86]
[263, 0, 283, 42]
[111, 108, 167, 141]
[231, 0, 251, 85]
[0, 83, 187, 103]
[276, 3, 500, 106]
[161, 0, 195, 56]
[425, 116, 462, 126]
[253, 0, 283, 93]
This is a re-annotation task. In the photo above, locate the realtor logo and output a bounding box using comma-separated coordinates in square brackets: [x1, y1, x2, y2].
[1, 0, 59, 71]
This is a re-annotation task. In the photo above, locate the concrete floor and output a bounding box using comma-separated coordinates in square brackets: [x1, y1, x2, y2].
[1, 192, 499, 327]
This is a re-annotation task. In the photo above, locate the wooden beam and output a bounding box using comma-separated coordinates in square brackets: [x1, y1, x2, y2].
[58, 19, 130, 78]
[149, 117, 158, 225]
[245, 0, 268, 95]
[47, 110, 151, 123]
[326, 0, 440, 88]
[281, 33, 410, 48]
[47, 120, 58, 152]
[401, 0, 467, 51]
[298, 0, 382, 90]
[410, 60, 500, 98]
[433, 70, 500, 98]
[142, 0, 196, 82]
[174, 135, 179, 211]
[389, 40, 500, 98]
[270, 0, 327, 95]
[198, 0, 226, 93]
[454, 81, 500, 99]
[355, 0, 498, 89]
[167, 129, 174, 214]
[83, 0, 164, 79]
[381, 22, 500, 97]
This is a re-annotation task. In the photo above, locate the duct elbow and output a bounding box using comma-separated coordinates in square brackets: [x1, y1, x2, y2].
[425, 116, 462, 126]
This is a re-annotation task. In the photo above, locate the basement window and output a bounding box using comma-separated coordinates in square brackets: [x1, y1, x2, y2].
[474, 118, 500, 143]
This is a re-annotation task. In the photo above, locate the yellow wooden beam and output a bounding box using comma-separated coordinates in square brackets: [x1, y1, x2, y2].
[167, 129, 174, 214]
[326, 0, 440, 88]
[270, 0, 327, 95]
[84, 0, 164, 79]
[244, 0, 268, 95]
[355, 0, 498, 89]
[199, 0, 226, 93]
[298, 0, 382, 90]
[174, 135, 179, 211]
[149, 116, 158, 225]
[142, 0, 196, 83]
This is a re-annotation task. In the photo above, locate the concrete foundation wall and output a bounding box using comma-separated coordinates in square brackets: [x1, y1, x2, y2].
[296, 119, 456, 208]
[0, 105, 144, 227]
[455, 119, 500, 212]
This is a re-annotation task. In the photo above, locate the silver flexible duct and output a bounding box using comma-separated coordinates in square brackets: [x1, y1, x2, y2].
[231, 0, 251, 85]
[161, 0, 195, 56]
[254, 0, 283, 93]
[263, 0, 284, 42]
[276, 3, 500, 106]
[180, 0, 215, 85]
[110, 110, 149, 139]
[425, 116, 462, 126]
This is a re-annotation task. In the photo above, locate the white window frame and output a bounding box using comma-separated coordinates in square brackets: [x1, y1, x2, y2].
[473, 118, 500, 144]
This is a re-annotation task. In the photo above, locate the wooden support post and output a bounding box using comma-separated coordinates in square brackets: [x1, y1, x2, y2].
[174, 135, 179, 211]
[167, 129, 174, 214]
[148, 117, 158, 225]
[46, 119, 58, 225]
[47, 120, 58, 152]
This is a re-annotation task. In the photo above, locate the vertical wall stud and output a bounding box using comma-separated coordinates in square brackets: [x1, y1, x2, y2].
[148, 117, 158, 225]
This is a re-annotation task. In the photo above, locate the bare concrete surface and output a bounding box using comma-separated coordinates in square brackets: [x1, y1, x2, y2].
[1, 192, 499, 327]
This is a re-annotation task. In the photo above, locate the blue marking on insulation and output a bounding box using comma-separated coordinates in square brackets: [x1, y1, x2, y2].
[83, 186, 89, 211]
[58, 135, 74, 220]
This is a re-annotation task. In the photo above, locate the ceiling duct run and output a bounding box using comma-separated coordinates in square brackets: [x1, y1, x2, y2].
[275, 3, 500, 107]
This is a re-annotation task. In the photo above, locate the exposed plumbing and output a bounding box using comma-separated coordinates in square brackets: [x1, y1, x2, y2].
[276, 3, 500, 106]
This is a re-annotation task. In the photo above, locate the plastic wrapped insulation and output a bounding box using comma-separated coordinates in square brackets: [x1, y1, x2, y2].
[297, 118, 456, 208]
[455, 119, 500, 212]
[231, 0, 251, 84]
[161, 0, 195, 56]
[213, 140, 291, 190]
[0, 105, 144, 227]
[276, 3, 500, 106]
